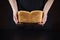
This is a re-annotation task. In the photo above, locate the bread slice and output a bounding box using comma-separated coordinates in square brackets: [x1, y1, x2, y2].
[18, 10, 43, 23]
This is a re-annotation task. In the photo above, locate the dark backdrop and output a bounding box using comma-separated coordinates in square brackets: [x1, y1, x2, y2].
[0, 0, 60, 40]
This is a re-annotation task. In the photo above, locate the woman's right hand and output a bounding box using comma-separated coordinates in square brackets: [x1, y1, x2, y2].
[13, 12, 19, 24]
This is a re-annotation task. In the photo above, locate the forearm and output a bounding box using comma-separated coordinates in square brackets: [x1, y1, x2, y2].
[42, 0, 54, 25]
[8, 0, 18, 12]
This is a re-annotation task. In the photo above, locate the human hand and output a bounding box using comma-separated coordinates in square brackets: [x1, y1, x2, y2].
[38, 13, 47, 26]
[13, 12, 18, 24]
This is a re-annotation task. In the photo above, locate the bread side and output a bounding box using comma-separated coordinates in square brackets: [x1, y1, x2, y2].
[18, 11, 30, 23]
[31, 10, 43, 23]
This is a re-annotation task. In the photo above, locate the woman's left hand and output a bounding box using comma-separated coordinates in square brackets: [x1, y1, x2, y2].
[38, 13, 47, 26]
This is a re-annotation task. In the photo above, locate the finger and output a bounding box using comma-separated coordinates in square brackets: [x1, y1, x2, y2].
[38, 22, 43, 26]
[16, 12, 22, 24]
[13, 15, 18, 24]
[13, 18, 18, 24]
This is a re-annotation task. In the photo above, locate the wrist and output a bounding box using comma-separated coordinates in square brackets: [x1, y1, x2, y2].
[13, 10, 18, 13]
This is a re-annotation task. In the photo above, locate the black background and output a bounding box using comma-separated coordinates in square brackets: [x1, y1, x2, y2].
[0, 0, 60, 40]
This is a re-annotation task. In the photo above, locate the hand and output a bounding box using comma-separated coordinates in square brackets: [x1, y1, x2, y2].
[13, 12, 18, 24]
[38, 13, 47, 26]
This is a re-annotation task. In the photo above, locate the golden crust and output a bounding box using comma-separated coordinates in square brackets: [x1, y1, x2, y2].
[18, 10, 43, 23]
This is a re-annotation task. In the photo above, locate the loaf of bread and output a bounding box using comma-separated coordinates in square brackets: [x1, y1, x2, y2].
[18, 10, 43, 23]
